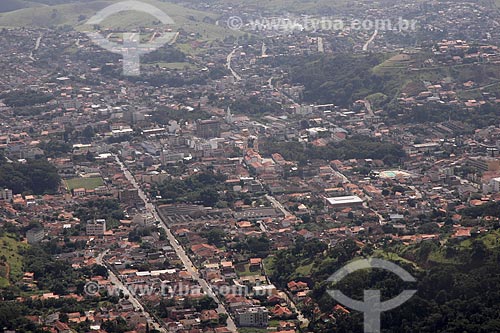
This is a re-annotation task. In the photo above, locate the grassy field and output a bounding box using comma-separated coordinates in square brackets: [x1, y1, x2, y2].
[374, 249, 420, 268]
[461, 230, 500, 250]
[176, 42, 220, 56]
[401, 230, 500, 266]
[0, 0, 239, 41]
[0, 235, 28, 287]
[264, 255, 314, 279]
[65, 177, 104, 190]
[295, 261, 313, 276]
[263, 256, 275, 275]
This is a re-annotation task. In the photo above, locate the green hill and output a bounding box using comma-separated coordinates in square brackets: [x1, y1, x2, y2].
[0, 0, 39, 13]
[0, 0, 238, 40]
[0, 235, 28, 287]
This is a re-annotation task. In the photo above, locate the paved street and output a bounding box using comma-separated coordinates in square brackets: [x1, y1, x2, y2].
[115, 155, 238, 332]
[263, 195, 309, 328]
[265, 194, 292, 217]
[227, 47, 242, 81]
[96, 250, 166, 332]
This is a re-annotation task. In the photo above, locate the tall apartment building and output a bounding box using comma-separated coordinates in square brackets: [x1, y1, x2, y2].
[86, 219, 106, 236]
[467, 157, 500, 172]
[196, 119, 221, 138]
[0, 188, 13, 201]
[26, 227, 44, 244]
[235, 307, 269, 327]
[118, 188, 141, 206]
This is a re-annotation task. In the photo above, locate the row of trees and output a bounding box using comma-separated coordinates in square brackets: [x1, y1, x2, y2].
[230, 96, 282, 115]
[73, 199, 124, 229]
[0, 90, 53, 107]
[261, 135, 406, 165]
[158, 171, 226, 207]
[157, 170, 251, 208]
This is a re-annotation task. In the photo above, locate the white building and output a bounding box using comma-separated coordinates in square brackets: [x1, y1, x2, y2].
[252, 284, 277, 297]
[325, 195, 364, 209]
[484, 177, 500, 193]
[0, 188, 13, 201]
[132, 213, 155, 226]
[161, 150, 185, 164]
[491, 177, 500, 192]
[235, 307, 269, 327]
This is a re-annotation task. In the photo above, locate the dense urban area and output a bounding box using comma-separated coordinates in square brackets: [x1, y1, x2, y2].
[2, 0, 500, 332]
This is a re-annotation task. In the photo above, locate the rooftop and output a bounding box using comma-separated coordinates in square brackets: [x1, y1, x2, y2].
[325, 196, 364, 205]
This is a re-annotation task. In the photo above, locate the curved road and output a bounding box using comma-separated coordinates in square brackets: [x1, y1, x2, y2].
[227, 47, 242, 82]
[364, 99, 375, 117]
[265, 194, 292, 217]
[264, 194, 309, 328]
[363, 30, 378, 51]
[29, 34, 43, 61]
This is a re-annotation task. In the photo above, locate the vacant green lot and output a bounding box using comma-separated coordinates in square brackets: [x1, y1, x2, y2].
[295, 261, 314, 276]
[236, 263, 261, 277]
[65, 177, 104, 190]
[0, 235, 28, 287]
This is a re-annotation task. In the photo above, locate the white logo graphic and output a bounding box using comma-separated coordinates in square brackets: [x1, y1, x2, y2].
[327, 258, 417, 333]
[84, 1, 177, 76]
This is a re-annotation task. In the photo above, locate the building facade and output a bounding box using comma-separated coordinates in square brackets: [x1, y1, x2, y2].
[26, 227, 44, 244]
[86, 219, 106, 236]
[196, 119, 221, 138]
[235, 307, 269, 327]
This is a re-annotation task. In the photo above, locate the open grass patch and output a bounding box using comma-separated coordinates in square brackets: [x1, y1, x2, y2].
[0, 234, 29, 286]
[294, 261, 313, 276]
[461, 230, 500, 250]
[65, 177, 104, 190]
[263, 256, 275, 276]
[374, 249, 420, 268]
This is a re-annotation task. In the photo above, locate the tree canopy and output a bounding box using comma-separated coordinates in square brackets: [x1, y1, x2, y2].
[0, 158, 60, 194]
[261, 135, 406, 165]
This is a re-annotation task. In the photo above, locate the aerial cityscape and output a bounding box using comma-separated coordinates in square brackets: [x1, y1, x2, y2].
[1, 0, 500, 332]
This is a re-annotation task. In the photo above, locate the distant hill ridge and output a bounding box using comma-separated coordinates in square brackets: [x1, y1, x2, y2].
[0, 0, 33, 13]
[0, 0, 238, 42]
